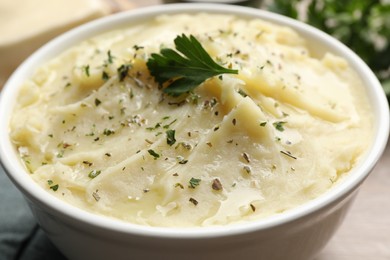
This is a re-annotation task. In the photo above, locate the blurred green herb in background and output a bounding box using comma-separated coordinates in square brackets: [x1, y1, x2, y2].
[266, 0, 390, 98]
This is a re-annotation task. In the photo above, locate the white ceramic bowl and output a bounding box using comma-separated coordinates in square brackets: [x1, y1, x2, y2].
[0, 4, 388, 260]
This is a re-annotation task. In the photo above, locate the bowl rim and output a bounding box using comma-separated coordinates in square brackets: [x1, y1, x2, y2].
[0, 3, 389, 239]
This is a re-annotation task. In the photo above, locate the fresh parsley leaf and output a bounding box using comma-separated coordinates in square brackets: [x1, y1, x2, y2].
[146, 34, 238, 95]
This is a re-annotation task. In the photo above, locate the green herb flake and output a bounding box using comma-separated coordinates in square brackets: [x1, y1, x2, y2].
[88, 170, 101, 179]
[56, 150, 64, 158]
[163, 119, 177, 129]
[117, 64, 131, 82]
[95, 98, 102, 106]
[103, 128, 115, 136]
[146, 34, 238, 95]
[166, 129, 176, 146]
[148, 149, 160, 159]
[107, 50, 114, 64]
[259, 121, 267, 127]
[238, 88, 248, 97]
[133, 45, 144, 51]
[273, 121, 287, 132]
[82, 65, 90, 77]
[243, 165, 251, 174]
[50, 184, 59, 191]
[82, 160, 93, 167]
[189, 197, 198, 206]
[188, 177, 201, 189]
[242, 152, 251, 163]
[102, 71, 110, 81]
[174, 183, 184, 189]
[146, 123, 161, 131]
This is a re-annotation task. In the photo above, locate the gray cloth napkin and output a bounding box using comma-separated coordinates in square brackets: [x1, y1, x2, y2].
[0, 165, 66, 260]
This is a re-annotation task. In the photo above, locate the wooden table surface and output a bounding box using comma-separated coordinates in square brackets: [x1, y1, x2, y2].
[130, 1, 390, 259]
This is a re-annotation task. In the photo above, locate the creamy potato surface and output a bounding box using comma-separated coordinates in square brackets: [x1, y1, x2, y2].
[10, 14, 372, 227]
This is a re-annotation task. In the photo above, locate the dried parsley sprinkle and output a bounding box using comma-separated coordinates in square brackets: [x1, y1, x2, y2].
[95, 98, 102, 106]
[146, 123, 161, 131]
[176, 156, 188, 164]
[133, 45, 144, 51]
[145, 139, 154, 144]
[48, 181, 59, 191]
[232, 118, 237, 125]
[250, 203, 256, 212]
[242, 152, 251, 163]
[259, 121, 267, 127]
[107, 50, 114, 64]
[178, 159, 188, 165]
[148, 149, 160, 159]
[175, 183, 184, 189]
[166, 129, 176, 146]
[82, 160, 93, 166]
[56, 150, 64, 158]
[117, 64, 131, 81]
[273, 121, 287, 132]
[188, 177, 201, 189]
[82, 65, 90, 77]
[50, 184, 59, 191]
[103, 128, 115, 136]
[88, 170, 101, 179]
[189, 197, 198, 206]
[243, 165, 251, 174]
[163, 119, 177, 129]
[238, 89, 248, 97]
[102, 71, 110, 81]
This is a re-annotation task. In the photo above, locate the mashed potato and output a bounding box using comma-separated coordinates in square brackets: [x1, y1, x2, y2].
[10, 14, 372, 227]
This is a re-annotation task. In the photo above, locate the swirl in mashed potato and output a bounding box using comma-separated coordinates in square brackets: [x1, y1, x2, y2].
[10, 14, 372, 227]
